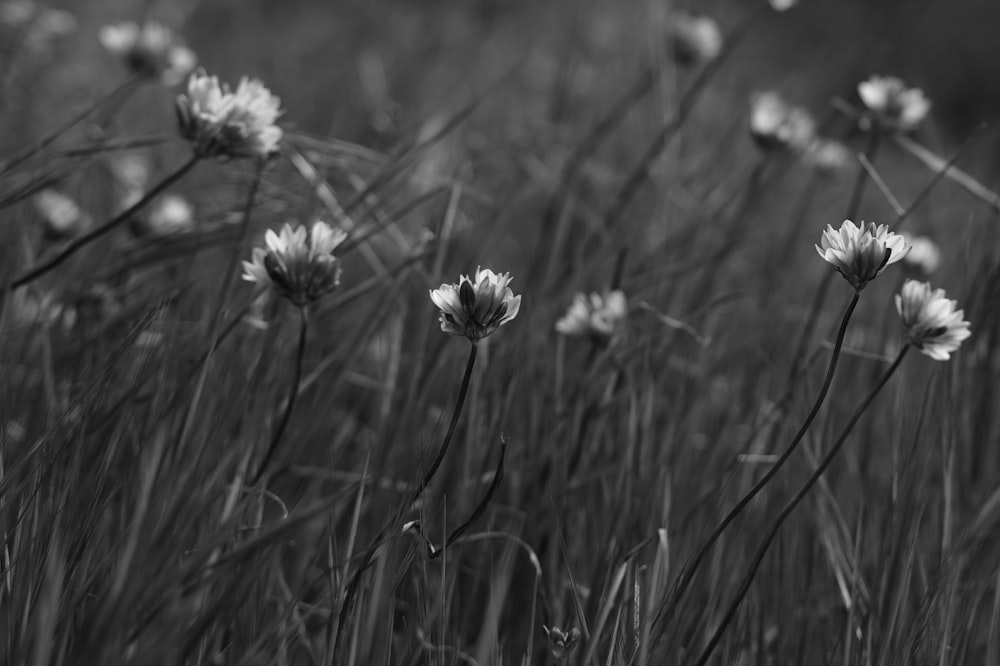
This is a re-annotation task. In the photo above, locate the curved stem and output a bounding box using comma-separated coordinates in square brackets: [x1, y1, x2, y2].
[251, 306, 309, 485]
[0, 75, 143, 176]
[7, 154, 199, 290]
[409, 340, 478, 510]
[658, 290, 861, 632]
[695, 345, 910, 665]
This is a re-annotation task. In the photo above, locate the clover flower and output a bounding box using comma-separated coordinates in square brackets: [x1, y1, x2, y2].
[100, 20, 196, 86]
[668, 12, 723, 65]
[858, 75, 930, 131]
[429, 267, 521, 342]
[895, 280, 970, 361]
[242, 220, 346, 306]
[749, 92, 816, 153]
[556, 289, 627, 344]
[33, 188, 90, 239]
[816, 219, 910, 291]
[176, 70, 283, 160]
[900, 233, 941, 275]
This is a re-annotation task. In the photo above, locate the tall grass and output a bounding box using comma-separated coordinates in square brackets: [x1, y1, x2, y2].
[1, 1, 999, 665]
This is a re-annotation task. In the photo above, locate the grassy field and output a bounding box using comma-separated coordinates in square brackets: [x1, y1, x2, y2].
[2, 1, 999, 664]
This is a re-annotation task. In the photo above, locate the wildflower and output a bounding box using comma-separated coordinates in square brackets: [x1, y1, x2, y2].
[857, 75, 930, 131]
[749, 92, 816, 153]
[816, 219, 910, 291]
[139, 194, 194, 236]
[99, 20, 196, 86]
[895, 280, 970, 361]
[900, 233, 941, 275]
[801, 138, 851, 172]
[176, 70, 283, 160]
[555, 289, 627, 344]
[242, 220, 346, 306]
[430, 267, 522, 342]
[543, 625, 581, 661]
[668, 12, 723, 65]
[33, 188, 90, 239]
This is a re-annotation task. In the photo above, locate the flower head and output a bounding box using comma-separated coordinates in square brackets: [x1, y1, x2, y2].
[858, 75, 930, 131]
[801, 138, 851, 173]
[556, 290, 627, 344]
[176, 70, 283, 160]
[668, 12, 723, 65]
[33, 188, 90, 239]
[749, 92, 816, 153]
[242, 220, 346, 306]
[900, 232, 941, 275]
[816, 219, 910, 290]
[100, 20, 196, 85]
[895, 280, 970, 361]
[430, 267, 521, 342]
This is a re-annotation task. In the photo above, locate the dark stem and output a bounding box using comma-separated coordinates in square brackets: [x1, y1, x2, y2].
[657, 290, 861, 633]
[0, 75, 143, 176]
[409, 341, 479, 510]
[7, 154, 199, 290]
[694, 345, 910, 665]
[251, 307, 309, 485]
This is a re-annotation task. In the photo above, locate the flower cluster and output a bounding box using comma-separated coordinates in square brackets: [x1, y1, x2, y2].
[555, 289, 627, 344]
[816, 219, 909, 291]
[858, 75, 930, 131]
[176, 70, 283, 160]
[668, 12, 723, 65]
[100, 20, 196, 86]
[896, 280, 971, 361]
[242, 220, 347, 306]
[430, 267, 522, 342]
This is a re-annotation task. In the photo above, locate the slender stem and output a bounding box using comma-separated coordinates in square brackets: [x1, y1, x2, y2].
[0, 75, 143, 176]
[409, 341, 478, 510]
[658, 290, 861, 631]
[7, 154, 199, 290]
[695, 345, 910, 666]
[251, 306, 309, 484]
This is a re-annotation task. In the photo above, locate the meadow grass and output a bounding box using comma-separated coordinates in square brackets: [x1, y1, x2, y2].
[1, 1, 998, 664]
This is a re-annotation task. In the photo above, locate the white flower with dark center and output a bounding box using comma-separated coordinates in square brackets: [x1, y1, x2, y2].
[556, 290, 627, 344]
[895, 280, 970, 361]
[242, 220, 346, 306]
[430, 267, 522, 342]
[858, 75, 930, 131]
[176, 70, 283, 160]
[100, 20, 196, 86]
[668, 12, 723, 65]
[816, 219, 910, 291]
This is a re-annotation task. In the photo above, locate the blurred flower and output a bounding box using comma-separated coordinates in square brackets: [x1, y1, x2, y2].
[543, 626, 581, 661]
[112, 153, 150, 192]
[556, 289, 627, 344]
[749, 92, 816, 153]
[801, 138, 852, 172]
[136, 194, 194, 236]
[8, 288, 66, 329]
[668, 12, 723, 65]
[770, 0, 797, 10]
[900, 232, 941, 275]
[176, 70, 283, 160]
[0, 1, 75, 53]
[33, 188, 90, 239]
[242, 220, 346, 306]
[895, 280, 970, 361]
[858, 75, 930, 131]
[100, 20, 196, 86]
[816, 219, 909, 291]
[430, 267, 522, 342]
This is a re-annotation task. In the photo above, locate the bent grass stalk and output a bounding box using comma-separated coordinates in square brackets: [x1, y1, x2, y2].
[694, 345, 910, 665]
[251, 306, 309, 484]
[654, 289, 861, 635]
[7, 154, 200, 290]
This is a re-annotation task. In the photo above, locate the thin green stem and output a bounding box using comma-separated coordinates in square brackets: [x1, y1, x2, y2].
[251, 306, 309, 485]
[656, 290, 861, 634]
[7, 154, 199, 290]
[695, 345, 910, 666]
[0, 75, 143, 176]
